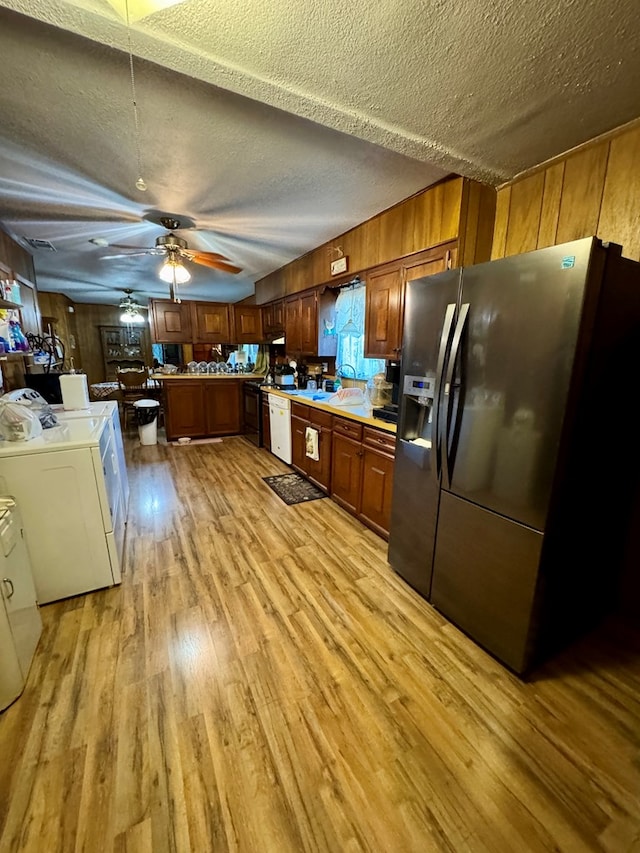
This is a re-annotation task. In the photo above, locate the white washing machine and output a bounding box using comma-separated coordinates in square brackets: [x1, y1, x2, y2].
[0, 417, 123, 604]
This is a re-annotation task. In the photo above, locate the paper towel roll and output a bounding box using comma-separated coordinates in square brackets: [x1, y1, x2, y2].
[60, 373, 90, 410]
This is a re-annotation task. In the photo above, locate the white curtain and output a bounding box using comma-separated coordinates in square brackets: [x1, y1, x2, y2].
[335, 285, 385, 379]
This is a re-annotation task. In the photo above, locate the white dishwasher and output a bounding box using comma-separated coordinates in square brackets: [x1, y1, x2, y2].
[268, 393, 292, 464]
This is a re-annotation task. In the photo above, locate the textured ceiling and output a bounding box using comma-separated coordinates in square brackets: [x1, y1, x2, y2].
[0, 0, 638, 307]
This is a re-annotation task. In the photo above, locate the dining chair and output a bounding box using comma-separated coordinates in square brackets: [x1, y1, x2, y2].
[116, 368, 149, 429]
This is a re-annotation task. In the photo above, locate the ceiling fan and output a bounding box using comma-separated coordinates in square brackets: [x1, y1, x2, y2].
[119, 289, 147, 324]
[100, 217, 242, 278]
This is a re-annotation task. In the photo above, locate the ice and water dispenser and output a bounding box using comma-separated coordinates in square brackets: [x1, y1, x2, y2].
[399, 373, 436, 448]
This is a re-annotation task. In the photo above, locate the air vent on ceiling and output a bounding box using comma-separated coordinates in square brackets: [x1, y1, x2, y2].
[24, 237, 56, 251]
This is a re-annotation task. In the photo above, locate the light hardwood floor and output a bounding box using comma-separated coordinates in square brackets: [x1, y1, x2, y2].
[1, 433, 639, 852]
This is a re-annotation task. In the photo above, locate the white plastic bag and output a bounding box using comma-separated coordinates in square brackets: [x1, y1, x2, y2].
[327, 387, 365, 406]
[0, 399, 44, 441]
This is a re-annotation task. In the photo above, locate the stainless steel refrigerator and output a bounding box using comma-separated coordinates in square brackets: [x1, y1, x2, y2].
[388, 237, 640, 673]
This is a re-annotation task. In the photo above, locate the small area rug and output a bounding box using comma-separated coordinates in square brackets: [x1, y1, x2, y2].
[262, 473, 326, 505]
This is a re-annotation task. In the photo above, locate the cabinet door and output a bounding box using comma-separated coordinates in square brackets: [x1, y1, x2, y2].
[150, 299, 192, 343]
[291, 413, 309, 475]
[204, 381, 241, 435]
[360, 446, 395, 539]
[364, 264, 403, 359]
[331, 432, 362, 515]
[163, 381, 206, 440]
[299, 292, 318, 355]
[306, 408, 333, 492]
[271, 299, 284, 333]
[284, 297, 301, 352]
[233, 306, 263, 343]
[192, 302, 231, 343]
[261, 397, 271, 449]
[306, 425, 332, 493]
[262, 299, 285, 337]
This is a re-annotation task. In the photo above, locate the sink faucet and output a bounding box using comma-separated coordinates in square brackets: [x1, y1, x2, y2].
[337, 364, 356, 378]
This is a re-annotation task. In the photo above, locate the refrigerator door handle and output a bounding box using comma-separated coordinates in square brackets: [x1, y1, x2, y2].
[441, 302, 469, 488]
[433, 302, 457, 483]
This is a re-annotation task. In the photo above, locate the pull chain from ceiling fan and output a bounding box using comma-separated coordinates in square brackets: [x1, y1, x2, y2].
[125, 0, 146, 192]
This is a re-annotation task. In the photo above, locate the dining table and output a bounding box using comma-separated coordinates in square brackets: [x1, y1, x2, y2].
[89, 378, 161, 401]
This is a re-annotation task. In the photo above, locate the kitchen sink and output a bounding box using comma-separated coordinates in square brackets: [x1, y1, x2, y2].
[282, 389, 333, 401]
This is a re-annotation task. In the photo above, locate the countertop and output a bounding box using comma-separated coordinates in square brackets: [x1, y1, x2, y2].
[151, 372, 265, 381]
[265, 387, 397, 434]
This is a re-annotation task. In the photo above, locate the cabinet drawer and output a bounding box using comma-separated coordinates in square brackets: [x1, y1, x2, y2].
[332, 417, 363, 441]
[310, 408, 332, 429]
[291, 401, 309, 419]
[363, 427, 396, 455]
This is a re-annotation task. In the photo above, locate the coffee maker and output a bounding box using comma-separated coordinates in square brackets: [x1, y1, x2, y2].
[372, 361, 400, 424]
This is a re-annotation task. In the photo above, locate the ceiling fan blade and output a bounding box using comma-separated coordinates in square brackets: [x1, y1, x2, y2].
[185, 249, 233, 263]
[107, 243, 153, 250]
[188, 254, 243, 274]
[100, 248, 166, 260]
[100, 251, 155, 260]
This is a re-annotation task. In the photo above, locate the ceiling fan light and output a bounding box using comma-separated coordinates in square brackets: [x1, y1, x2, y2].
[159, 258, 191, 284]
[120, 308, 144, 324]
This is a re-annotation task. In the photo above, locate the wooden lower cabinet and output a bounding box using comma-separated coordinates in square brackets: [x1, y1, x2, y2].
[164, 382, 206, 439]
[205, 381, 240, 435]
[360, 428, 396, 538]
[331, 431, 363, 515]
[331, 417, 396, 538]
[163, 379, 242, 440]
[291, 402, 332, 492]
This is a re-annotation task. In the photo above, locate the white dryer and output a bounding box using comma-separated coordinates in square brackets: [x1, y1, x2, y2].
[0, 496, 42, 711]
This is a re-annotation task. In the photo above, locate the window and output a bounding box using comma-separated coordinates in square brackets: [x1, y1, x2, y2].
[227, 343, 259, 368]
[335, 284, 385, 379]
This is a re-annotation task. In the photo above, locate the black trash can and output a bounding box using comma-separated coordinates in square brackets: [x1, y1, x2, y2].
[133, 398, 160, 445]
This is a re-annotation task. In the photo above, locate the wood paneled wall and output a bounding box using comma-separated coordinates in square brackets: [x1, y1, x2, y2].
[38, 291, 80, 371]
[0, 224, 37, 283]
[0, 225, 41, 336]
[492, 123, 640, 261]
[74, 303, 153, 386]
[255, 176, 496, 303]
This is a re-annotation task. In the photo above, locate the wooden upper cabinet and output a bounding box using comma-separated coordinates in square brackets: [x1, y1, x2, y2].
[299, 292, 318, 354]
[284, 296, 302, 353]
[364, 241, 456, 360]
[233, 305, 263, 343]
[284, 291, 318, 355]
[150, 299, 192, 343]
[192, 302, 231, 343]
[364, 263, 403, 360]
[262, 299, 285, 337]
